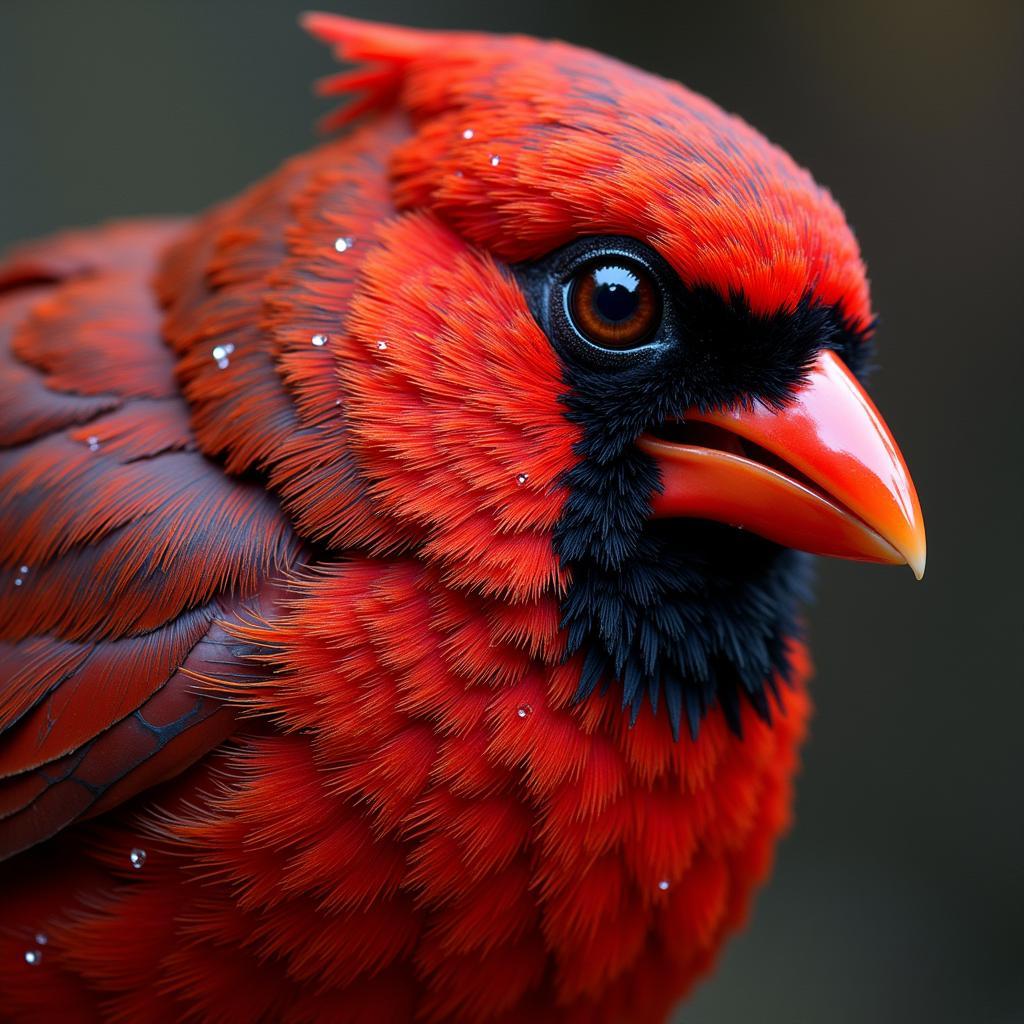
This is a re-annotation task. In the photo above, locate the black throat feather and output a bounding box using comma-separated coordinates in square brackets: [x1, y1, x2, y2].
[551, 289, 872, 740]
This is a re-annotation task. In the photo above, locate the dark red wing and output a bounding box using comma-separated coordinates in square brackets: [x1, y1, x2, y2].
[0, 221, 299, 861]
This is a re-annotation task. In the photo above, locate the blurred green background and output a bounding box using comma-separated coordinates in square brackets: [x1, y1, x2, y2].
[1, 1, 1021, 1021]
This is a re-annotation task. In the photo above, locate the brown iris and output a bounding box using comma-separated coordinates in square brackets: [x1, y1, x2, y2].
[568, 260, 660, 349]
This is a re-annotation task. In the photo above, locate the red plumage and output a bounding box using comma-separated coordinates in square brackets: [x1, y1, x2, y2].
[0, 14, 912, 1022]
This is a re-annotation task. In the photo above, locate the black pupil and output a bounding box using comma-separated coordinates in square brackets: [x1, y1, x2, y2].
[591, 265, 641, 323]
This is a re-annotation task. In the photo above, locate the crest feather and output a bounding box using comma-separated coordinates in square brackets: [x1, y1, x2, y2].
[301, 12, 447, 129]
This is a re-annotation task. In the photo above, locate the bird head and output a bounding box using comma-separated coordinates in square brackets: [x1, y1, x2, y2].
[302, 15, 926, 738]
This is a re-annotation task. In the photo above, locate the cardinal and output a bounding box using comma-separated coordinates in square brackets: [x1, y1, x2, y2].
[0, 14, 925, 1024]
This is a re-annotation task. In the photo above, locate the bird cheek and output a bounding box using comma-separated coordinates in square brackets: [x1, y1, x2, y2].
[341, 213, 585, 600]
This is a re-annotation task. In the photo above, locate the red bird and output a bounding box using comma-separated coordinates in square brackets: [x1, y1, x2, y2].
[0, 15, 925, 1023]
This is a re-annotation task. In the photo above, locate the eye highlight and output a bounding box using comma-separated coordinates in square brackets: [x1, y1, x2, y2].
[567, 259, 661, 350]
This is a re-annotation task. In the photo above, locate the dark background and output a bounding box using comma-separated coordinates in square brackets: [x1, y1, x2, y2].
[1, 1, 1020, 1021]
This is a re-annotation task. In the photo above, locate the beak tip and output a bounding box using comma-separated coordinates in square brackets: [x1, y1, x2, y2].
[906, 544, 927, 581]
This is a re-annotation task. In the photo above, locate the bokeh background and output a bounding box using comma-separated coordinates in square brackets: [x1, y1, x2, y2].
[1, 1, 1021, 1021]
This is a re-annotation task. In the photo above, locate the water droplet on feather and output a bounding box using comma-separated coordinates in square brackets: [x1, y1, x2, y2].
[212, 343, 235, 370]
[129, 848, 146, 870]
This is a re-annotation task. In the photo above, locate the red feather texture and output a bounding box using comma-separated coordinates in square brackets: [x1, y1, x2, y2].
[0, 15, 873, 1022]
[0, 223, 300, 864]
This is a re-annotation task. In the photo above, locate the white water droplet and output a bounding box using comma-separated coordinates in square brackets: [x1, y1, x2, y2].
[129, 848, 146, 870]
[34, 933, 48, 946]
[657, 879, 671, 891]
[489, 154, 500, 167]
[516, 704, 532, 719]
[334, 236, 354, 253]
[311, 333, 329, 347]
[516, 473, 529, 486]
[24, 949, 41, 965]
[13, 578, 23, 587]
[376, 340, 388, 351]
[462, 128, 474, 140]
[212, 342, 235, 370]
[19, 566, 29, 575]
[86, 436, 100, 452]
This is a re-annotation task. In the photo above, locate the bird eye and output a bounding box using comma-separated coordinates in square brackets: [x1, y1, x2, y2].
[567, 258, 661, 350]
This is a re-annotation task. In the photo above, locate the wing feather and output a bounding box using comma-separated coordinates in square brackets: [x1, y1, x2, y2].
[0, 220, 300, 860]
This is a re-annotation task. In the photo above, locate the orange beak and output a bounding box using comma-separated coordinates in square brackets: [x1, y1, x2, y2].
[637, 350, 926, 578]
